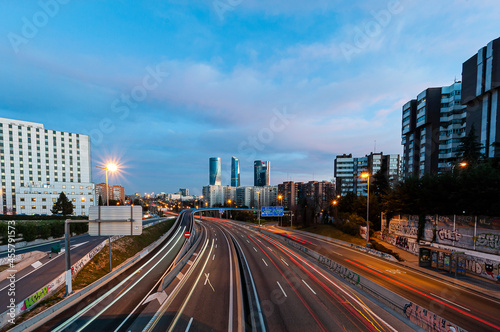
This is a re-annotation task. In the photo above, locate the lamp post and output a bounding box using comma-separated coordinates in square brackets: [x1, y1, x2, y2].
[278, 195, 283, 226]
[96, 163, 118, 206]
[96, 163, 118, 272]
[361, 172, 370, 248]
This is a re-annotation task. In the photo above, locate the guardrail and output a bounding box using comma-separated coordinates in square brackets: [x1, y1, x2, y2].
[260, 229, 466, 332]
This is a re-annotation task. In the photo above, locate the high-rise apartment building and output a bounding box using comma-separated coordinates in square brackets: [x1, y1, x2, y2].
[334, 152, 401, 196]
[231, 156, 240, 187]
[277, 180, 335, 209]
[95, 183, 124, 204]
[401, 82, 466, 178]
[0, 117, 95, 215]
[254, 160, 270, 186]
[462, 37, 500, 158]
[209, 157, 221, 186]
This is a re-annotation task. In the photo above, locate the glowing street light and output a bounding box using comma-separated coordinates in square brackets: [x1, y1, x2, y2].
[96, 163, 119, 206]
[360, 172, 370, 248]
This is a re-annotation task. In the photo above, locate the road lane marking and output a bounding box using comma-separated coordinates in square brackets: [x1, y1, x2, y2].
[280, 258, 289, 266]
[205, 273, 215, 292]
[212, 254, 215, 260]
[430, 293, 471, 311]
[185, 317, 194, 332]
[262, 258, 268, 267]
[204, 273, 210, 285]
[246, 240, 250, 244]
[216, 244, 218, 248]
[277, 281, 287, 297]
[302, 280, 316, 295]
[177, 272, 184, 280]
[253, 247, 258, 252]
[31, 261, 42, 269]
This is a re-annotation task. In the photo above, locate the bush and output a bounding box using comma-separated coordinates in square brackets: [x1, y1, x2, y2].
[19, 221, 38, 242]
[51, 220, 65, 238]
[40, 222, 52, 239]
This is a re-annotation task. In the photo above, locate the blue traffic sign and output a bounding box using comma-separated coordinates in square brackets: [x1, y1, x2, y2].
[261, 206, 284, 217]
[274, 206, 284, 217]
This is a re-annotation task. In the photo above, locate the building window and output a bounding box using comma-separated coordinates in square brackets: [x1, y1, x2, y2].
[31, 198, 36, 202]
[32, 205, 36, 209]
[20, 205, 25, 209]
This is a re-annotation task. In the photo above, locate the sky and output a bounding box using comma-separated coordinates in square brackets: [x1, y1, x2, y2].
[1, 0, 500, 195]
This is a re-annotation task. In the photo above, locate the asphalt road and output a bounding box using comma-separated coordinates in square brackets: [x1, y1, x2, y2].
[146, 220, 242, 332]
[263, 224, 500, 332]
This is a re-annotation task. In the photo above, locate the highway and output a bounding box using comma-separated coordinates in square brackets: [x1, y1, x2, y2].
[17, 211, 496, 331]
[132, 216, 414, 332]
[262, 224, 500, 332]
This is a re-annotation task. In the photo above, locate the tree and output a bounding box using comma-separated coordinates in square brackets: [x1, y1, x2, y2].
[372, 170, 390, 201]
[456, 125, 483, 165]
[51, 192, 74, 216]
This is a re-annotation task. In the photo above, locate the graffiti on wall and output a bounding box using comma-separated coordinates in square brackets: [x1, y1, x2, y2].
[465, 256, 499, 281]
[403, 302, 466, 332]
[476, 233, 500, 250]
[437, 229, 462, 242]
[389, 221, 418, 238]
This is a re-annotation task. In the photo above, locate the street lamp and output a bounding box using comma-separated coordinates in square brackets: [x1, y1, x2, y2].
[278, 195, 283, 226]
[96, 162, 118, 273]
[96, 163, 118, 206]
[361, 172, 370, 248]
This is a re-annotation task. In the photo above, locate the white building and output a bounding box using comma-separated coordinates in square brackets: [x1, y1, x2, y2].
[203, 184, 278, 208]
[0, 117, 95, 216]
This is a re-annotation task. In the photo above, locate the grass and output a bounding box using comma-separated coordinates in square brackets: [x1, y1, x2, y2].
[73, 218, 175, 289]
[300, 224, 367, 246]
[6, 219, 175, 329]
[298, 224, 403, 261]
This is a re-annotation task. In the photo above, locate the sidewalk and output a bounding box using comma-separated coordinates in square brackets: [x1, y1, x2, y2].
[374, 239, 500, 300]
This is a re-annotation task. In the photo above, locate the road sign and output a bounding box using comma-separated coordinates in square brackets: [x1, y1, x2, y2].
[261, 206, 273, 217]
[274, 206, 284, 217]
[88, 206, 143, 236]
[219, 209, 225, 213]
[184, 231, 191, 239]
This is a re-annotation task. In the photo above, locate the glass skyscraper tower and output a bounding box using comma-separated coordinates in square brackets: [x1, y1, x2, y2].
[231, 156, 240, 187]
[209, 157, 221, 186]
[254, 160, 270, 186]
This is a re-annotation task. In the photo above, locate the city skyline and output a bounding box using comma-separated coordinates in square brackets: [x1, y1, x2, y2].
[2, 2, 500, 194]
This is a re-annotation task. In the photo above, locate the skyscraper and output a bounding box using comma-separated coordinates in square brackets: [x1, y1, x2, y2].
[254, 160, 270, 186]
[231, 156, 240, 187]
[401, 82, 466, 178]
[462, 36, 500, 158]
[209, 157, 221, 186]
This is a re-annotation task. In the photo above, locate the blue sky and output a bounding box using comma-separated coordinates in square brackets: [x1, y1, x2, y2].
[1, 0, 500, 195]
